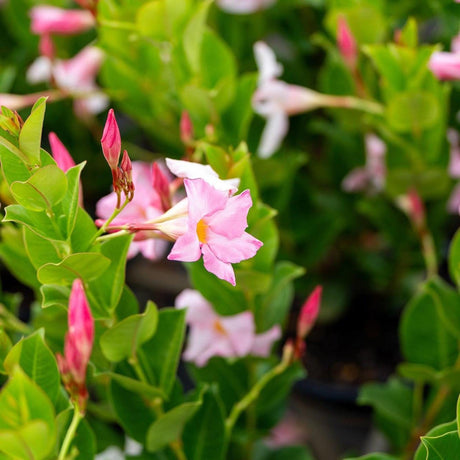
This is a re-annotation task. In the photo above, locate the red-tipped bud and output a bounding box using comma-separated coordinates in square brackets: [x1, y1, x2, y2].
[0, 106, 23, 137]
[57, 279, 94, 412]
[120, 150, 134, 201]
[49, 132, 75, 172]
[101, 108, 121, 171]
[180, 111, 194, 145]
[337, 16, 357, 70]
[152, 163, 171, 211]
[297, 286, 322, 339]
[397, 189, 425, 229]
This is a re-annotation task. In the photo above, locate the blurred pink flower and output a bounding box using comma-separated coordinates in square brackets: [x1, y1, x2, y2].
[447, 129, 460, 213]
[96, 161, 170, 260]
[176, 289, 281, 367]
[252, 42, 331, 158]
[297, 286, 322, 339]
[447, 183, 460, 214]
[337, 16, 357, 70]
[27, 46, 108, 116]
[167, 178, 262, 285]
[217, 0, 276, 14]
[56, 279, 94, 410]
[429, 33, 460, 80]
[30, 6, 95, 35]
[266, 412, 308, 447]
[342, 134, 386, 193]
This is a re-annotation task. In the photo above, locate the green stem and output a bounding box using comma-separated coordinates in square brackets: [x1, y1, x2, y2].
[225, 359, 289, 436]
[98, 19, 138, 32]
[90, 198, 130, 244]
[129, 354, 149, 384]
[420, 228, 437, 279]
[58, 407, 83, 460]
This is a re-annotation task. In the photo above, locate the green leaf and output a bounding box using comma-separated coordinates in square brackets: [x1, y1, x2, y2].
[101, 301, 159, 362]
[18, 97, 46, 165]
[183, 0, 212, 73]
[141, 308, 186, 396]
[425, 277, 460, 340]
[421, 431, 460, 459]
[109, 378, 155, 443]
[87, 233, 133, 312]
[254, 444, 315, 460]
[186, 261, 248, 315]
[0, 143, 30, 186]
[24, 227, 60, 269]
[183, 386, 226, 460]
[0, 367, 56, 460]
[70, 207, 98, 253]
[397, 363, 437, 384]
[3, 330, 60, 405]
[11, 165, 67, 211]
[37, 252, 111, 285]
[0, 329, 12, 374]
[400, 18, 418, 48]
[386, 91, 440, 133]
[97, 372, 167, 400]
[146, 399, 202, 452]
[40, 284, 70, 309]
[415, 421, 457, 460]
[400, 291, 458, 370]
[449, 229, 460, 288]
[254, 262, 305, 331]
[137, 1, 167, 39]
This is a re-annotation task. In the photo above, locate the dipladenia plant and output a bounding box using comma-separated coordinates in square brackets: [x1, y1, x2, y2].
[0, 101, 313, 459]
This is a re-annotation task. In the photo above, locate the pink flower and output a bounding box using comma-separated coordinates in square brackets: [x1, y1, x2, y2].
[27, 46, 108, 116]
[342, 134, 386, 193]
[337, 16, 357, 70]
[56, 279, 94, 411]
[30, 6, 95, 35]
[49, 132, 75, 172]
[101, 108, 122, 171]
[448, 129, 460, 179]
[253, 42, 332, 158]
[176, 289, 281, 366]
[167, 179, 262, 285]
[180, 111, 194, 144]
[448, 183, 460, 214]
[428, 33, 460, 80]
[165, 158, 240, 194]
[96, 161, 169, 260]
[217, 0, 276, 14]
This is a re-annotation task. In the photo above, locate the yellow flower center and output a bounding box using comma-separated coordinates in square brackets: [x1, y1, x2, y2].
[213, 319, 227, 335]
[196, 218, 208, 244]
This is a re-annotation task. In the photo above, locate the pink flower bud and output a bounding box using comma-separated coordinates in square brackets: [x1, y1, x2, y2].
[180, 111, 194, 145]
[49, 132, 75, 172]
[30, 6, 95, 35]
[121, 149, 132, 176]
[397, 189, 425, 229]
[101, 109, 121, 170]
[152, 163, 171, 211]
[39, 34, 55, 59]
[297, 286, 322, 339]
[337, 16, 357, 70]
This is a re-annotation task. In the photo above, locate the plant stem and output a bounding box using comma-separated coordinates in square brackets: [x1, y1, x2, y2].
[90, 198, 130, 244]
[225, 359, 289, 436]
[58, 407, 83, 460]
[420, 228, 437, 279]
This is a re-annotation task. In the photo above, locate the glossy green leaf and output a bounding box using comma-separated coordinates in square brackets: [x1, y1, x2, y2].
[24, 227, 60, 269]
[183, 0, 212, 73]
[0, 143, 30, 186]
[0, 367, 56, 460]
[11, 165, 67, 211]
[146, 399, 202, 452]
[18, 97, 46, 165]
[101, 301, 159, 362]
[0, 329, 12, 374]
[3, 330, 60, 405]
[141, 308, 186, 396]
[449, 229, 460, 288]
[40, 284, 70, 309]
[37, 252, 111, 285]
[421, 431, 460, 459]
[183, 386, 226, 460]
[397, 363, 437, 384]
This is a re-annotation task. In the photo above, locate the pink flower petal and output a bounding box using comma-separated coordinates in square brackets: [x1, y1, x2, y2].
[175, 289, 216, 325]
[221, 311, 255, 356]
[201, 244, 236, 286]
[184, 178, 228, 222]
[207, 190, 252, 239]
[207, 231, 263, 264]
[168, 228, 201, 262]
[251, 325, 282, 357]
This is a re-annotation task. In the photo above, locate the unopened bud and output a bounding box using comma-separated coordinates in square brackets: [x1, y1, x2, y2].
[49, 132, 76, 172]
[101, 108, 121, 171]
[337, 16, 357, 70]
[152, 163, 171, 211]
[396, 189, 425, 229]
[0, 106, 23, 137]
[297, 286, 322, 339]
[121, 150, 134, 200]
[180, 111, 194, 145]
[39, 34, 55, 59]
